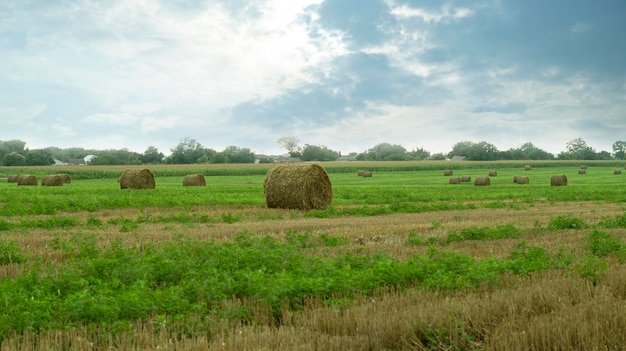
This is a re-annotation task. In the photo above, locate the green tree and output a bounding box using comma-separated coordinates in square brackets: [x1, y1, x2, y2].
[169, 138, 214, 164]
[558, 138, 597, 160]
[300, 144, 340, 161]
[2, 152, 26, 166]
[449, 141, 499, 161]
[141, 146, 164, 164]
[25, 149, 54, 166]
[277, 135, 302, 158]
[218, 146, 256, 163]
[408, 147, 431, 160]
[360, 143, 408, 161]
[613, 141, 626, 160]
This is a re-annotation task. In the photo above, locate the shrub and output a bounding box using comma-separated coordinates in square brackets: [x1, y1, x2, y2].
[547, 214, 587, 230]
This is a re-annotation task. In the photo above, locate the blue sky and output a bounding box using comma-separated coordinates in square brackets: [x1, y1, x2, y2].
[1, 0, 625, 156]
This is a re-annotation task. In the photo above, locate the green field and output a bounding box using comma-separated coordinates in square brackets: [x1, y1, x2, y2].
[1, 161, 625, 350]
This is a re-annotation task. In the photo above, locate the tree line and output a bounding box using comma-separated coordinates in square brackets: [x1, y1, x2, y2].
[1, 137, 625, 166]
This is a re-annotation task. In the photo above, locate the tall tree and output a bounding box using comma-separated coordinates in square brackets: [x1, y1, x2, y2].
[141, 146, 164, 164]
[277, 135, 302, 157]
[613, 141, 626, 160]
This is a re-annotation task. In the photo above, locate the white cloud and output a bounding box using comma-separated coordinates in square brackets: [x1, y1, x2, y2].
[388, 2, 474, 24]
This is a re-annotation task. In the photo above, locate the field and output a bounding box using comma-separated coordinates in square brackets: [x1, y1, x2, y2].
[1, 161, 626, 350]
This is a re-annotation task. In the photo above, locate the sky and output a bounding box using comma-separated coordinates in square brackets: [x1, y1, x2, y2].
[1, 0, 625, 157]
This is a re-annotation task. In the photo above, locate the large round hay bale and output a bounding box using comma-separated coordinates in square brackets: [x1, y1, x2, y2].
[443, 170, 453, 176]
[461, 175, 471, 182]
[488, 170, 497, 177]
[516, 176, 529, 184]
[578, 168, 586, 175]
[183, 174, 206, 186]
[449, 177, 461, 184]
[550, 175, 567, 186]
[361, 171, 373, 178]
[614, 169, 622, 175]
[7, 175, 18, 183]
[119, 169, 156, 189]
[357, 170, 365, 176]
[524, 165, 532, 171]
[264, 164, 332, 211]
[41, 175, 64, 186]
[474, 176, 490, 186]
[17, 174, 37, 186]
[55, 173, 72, 183]
[513, 175, 521, 183]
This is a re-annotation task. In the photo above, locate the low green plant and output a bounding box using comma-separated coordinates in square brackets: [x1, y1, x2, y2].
[0, 241, 27, 265]
[547, 214, 587, 230]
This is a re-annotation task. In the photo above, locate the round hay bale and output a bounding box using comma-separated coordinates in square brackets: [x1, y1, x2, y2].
[580, 165, 587, 169]
[17, 174, 37, 186]
[461, 175, 471, 182]
[361, 171, 373, 178]
[119, 169, 156, 189]
[614, 169, 622, 175]
[55, 173, 72, 183]
[524, 165, 532, 171]
[183, 174, 206, 186]
[474, 176, 490, 186]
[7, 175, 18, 183]
[578, 168, 586, 175]
[449, 177, 461, 184]
[516, 176, 529, 184]
[550, 175, 567, 186]
[41, 175, 64, 186]
[357, 170, 365, 176]
[443, 170, 453, 176]
[488, 170, 497, 177]
[264, 164, 332, 211]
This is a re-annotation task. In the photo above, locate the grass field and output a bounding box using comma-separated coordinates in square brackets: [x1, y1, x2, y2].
[1, 161, 625, 350]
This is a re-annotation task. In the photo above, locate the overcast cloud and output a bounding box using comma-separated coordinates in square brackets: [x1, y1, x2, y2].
[1, 0, 625, 156]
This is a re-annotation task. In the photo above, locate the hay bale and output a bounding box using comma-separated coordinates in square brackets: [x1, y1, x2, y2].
[488, 170, 497, 177]
[449, 177, 461, 184]
[443, 170, 453, 176]
[7, 175, 18, 183]
[524, 165, 532, 171]
[357, 170, 365, 176]
[264, 164, 332, 211]
[578, 168, 586, 175]
[580, 165, 587, 169]
[119, 169, 156, 189]
[183, 174, 206, 186]
[55, 173, 72, 183]
[17, 174, 37, 186]
[474, 176, 490, 186]
[614, 169, 622, 175]
[550, 175, 567, 186]
[461, 175, 471, 182]
[516, 176, 529, 184]
[41, 175, 64, 186]
[361, 171, 373, 178]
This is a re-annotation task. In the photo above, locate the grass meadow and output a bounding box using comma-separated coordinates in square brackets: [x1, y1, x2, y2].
[1, 160, 626, 350]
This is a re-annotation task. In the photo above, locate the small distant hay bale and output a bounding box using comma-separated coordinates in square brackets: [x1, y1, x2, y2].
[513, 175, 521, 183]
[443, 170, 453, 176]
[614, 169, 622, 175]
[183, 174, 206, 187]
[524, 165, 532, 171]
[119, 169, 156, 189]
[17, 174, 37, 186]
[41, 175, 64, 186]
[449, 177, 462, 184]
[7, 175, 18, 183]
[580, 165, 587, 169]
[474, 176, 490, 186]
[264, 164, 333, 211]
[357, 170, 366, 176]
[361, 171, 373, 178]
[55, 173, 72, 183]
[578, 168, 586, 175]
[461, 175, 471, 182]
[488, 170, 497, 177]
[550, 175, 567, 186]
[516, 176, 530, 184]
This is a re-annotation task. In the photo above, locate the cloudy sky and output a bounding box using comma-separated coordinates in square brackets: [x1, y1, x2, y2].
[1, 0, 625, 156]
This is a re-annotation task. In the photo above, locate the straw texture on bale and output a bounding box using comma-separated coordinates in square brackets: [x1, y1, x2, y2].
[449, 177, 461, 184]
[578, 169, 586, 174]
[524, 165, 532, 171]
[56, 174, 71, 183]
[361, 171, 373, 178]
[516, 176, 529, 184]
[513, 175, 521, 183]
[488, 170, 497, 177]
[264, 164, 332, 211]
[183, 174, 206, 187]
[357, 170, 365, 176]
[580, 165, 587, 169]
[119, 169, 156, 189]
[614, 169, 622, 175]
[551, 175, 568, 186]
[41, 175, 64, 186]
[461, 175, 471, 182]
[7, 175, 18, 183]
[443, 170, 453, 176]
[17, 175, 37, 186]
[474, 176, 490, 186]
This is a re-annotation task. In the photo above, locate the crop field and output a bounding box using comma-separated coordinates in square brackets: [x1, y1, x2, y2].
[1, 161, 626, 350]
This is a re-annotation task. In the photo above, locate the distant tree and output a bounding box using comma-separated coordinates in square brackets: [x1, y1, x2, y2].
[300, 144, 340, 161]
[558, 138, 597, 160]
[449, 141, 499, 160]
[2, 152, 26, 166]
[503, 142, 554, 160]
[89, 155, 116, 165]
[408, 147, 431, 160]
[429, 153, 448, 160]
[169, 138, 215, 164]
[25, 149, 54, 166]
[0, 139, 27, 162]
[277, 135, 302, 157]
[360, 143, 408, 161]
[141, 146, 164, 164]
[218, 146, 256, 163]
[613, 141, 626, 160]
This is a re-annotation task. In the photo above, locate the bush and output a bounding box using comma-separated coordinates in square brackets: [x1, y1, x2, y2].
[547, 214, 587, 230]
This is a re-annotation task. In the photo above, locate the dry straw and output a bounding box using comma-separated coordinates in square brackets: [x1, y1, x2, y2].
[524, 165, 532, 171]
[7, 175, 18, 183]
[357, 170, 365, 176]
[461, 175, 471, 182]
[17, 175, 37, 186]
[443, 170, 453, 176]
[55, 173, 71, 183]
[516, 176, 530, 184]
[488, 170, 497, 176]
[580, 165, 587, 169]
[264, 164, 333, 211]
[474, 176, 490, 186]
[578, 168, 586, 174]
[183, 174, 206, 187]
[119, 169, 156, 189]
[614, 169, 622, 175]
[361, 171, 373, 178]
[550, 175, 568, 186]
[41, 175, 64, 186]
[449, 177, 461, 184]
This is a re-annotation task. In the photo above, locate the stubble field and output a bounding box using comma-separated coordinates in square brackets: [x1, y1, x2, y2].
[1, 161, 626, 350]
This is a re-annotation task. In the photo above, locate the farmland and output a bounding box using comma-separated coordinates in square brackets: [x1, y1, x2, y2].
[1, 160, 626, 350]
